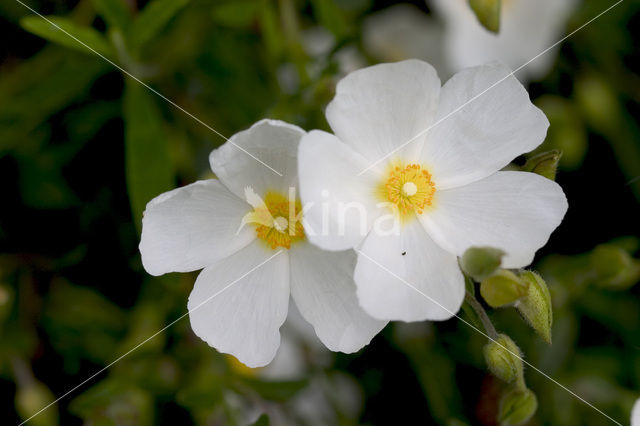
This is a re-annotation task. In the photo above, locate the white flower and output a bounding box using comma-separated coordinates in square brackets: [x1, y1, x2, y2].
[428, 0, 578, 82]
[633, 398, 640, 426]
[363, 4, 448, 73]
[259, 302, 332, 380]
[139, 119, 386, 367]
[298, 60, 568, 321]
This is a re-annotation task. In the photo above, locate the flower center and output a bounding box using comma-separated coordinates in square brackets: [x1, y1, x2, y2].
[250, 191, 304, 250]
[402, 182, 418, 196]
[273, 216, 288, 232]
[384, 164, 435, 215]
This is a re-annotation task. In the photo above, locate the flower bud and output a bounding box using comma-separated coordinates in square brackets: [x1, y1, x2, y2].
[522, 150, 561, 181]
[516, 271, 553, 344]
[480, 270, 528, 308]
[460, 247, 504, 282]
[498, 387, 538, 426]
[16, 381, 58, 426]
[590, 244, 640, 290]
[483, 334, 522, 384]
[468, 0, 501, 33]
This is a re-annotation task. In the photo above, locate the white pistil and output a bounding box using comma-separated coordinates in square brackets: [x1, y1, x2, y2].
[402, 181, 418, 196]
[273, 216, 288, 232]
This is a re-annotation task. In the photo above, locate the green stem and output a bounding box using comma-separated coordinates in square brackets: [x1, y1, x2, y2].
[279, 0, 310, 86]
[464, 292, 499, 340]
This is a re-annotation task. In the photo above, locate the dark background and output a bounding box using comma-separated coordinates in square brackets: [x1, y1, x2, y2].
[1, 0, 639, 425]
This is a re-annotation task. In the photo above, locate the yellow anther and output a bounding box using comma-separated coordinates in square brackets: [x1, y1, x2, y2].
[252, 192, 304, 249]
[383, 163, 436, 217]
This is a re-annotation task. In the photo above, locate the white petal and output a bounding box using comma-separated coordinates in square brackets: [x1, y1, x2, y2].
[422, 62, 549, 189]
[420, 171, 568, 268]
[298, 130, 382, 251]
[326, 59, 441, 162]
[140, 180, 254, 276]
[290, 241, 387, 353]
[187, 241, 290, 368]
[632, 398, 640, 426]
[354, 220, 465, 321]
[209, 119, 305, 199]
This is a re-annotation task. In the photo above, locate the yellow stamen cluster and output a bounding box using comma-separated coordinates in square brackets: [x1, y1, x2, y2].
[384, 164, 436, 215]
[253, 192, 304, 250]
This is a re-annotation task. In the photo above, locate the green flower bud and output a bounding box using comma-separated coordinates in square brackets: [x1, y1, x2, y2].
[483, 334, 522, 384]
[498, 387, 538, 426]
[16, 382, 58, 426]
[590, 244, 640, 290]
[480, 270, 528, 308]
[516, 271, 553, 344]
[468, 0, 501, 33]
[460, 247, 505, 282]
[522, 150, 562, 181]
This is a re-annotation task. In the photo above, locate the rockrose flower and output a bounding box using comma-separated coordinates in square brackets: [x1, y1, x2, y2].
[298, 60, 568, 322]
[428, 0, 578, 82]
[633, 398, 640, 426]
[140, 120, 385, 367]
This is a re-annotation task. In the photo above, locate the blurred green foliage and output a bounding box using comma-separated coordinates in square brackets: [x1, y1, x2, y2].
[0, 0, 639, 425]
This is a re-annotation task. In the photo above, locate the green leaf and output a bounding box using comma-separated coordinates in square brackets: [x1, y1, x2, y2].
[20, 16, 114, 58]
[91, 0, 131, 29]
[123, 81, 174, 233]
[0, 49, 106, 156]
[130, 0, 190, 51]
[43, 281, 127, 369]
[17, 152, 78, 209]
[236, 377, 309, 402]
[69, 379, 153, 426]
[253, 414, 270, 426]
[395, 333, 463, 423]
[259, 0, 284, 58]
[310, 0, 350, 38]
[212, 0, 260, 29]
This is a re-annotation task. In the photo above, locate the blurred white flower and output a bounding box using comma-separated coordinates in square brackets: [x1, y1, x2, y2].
[429, 0, 578, 82]
[140, 119, 385, 367]
[286, 372, 363, 426]
[298, 60, 568, 321]
[633, 398, 640, 426]
[363, 4, 448, 74]
[259, 302, 332, 380]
